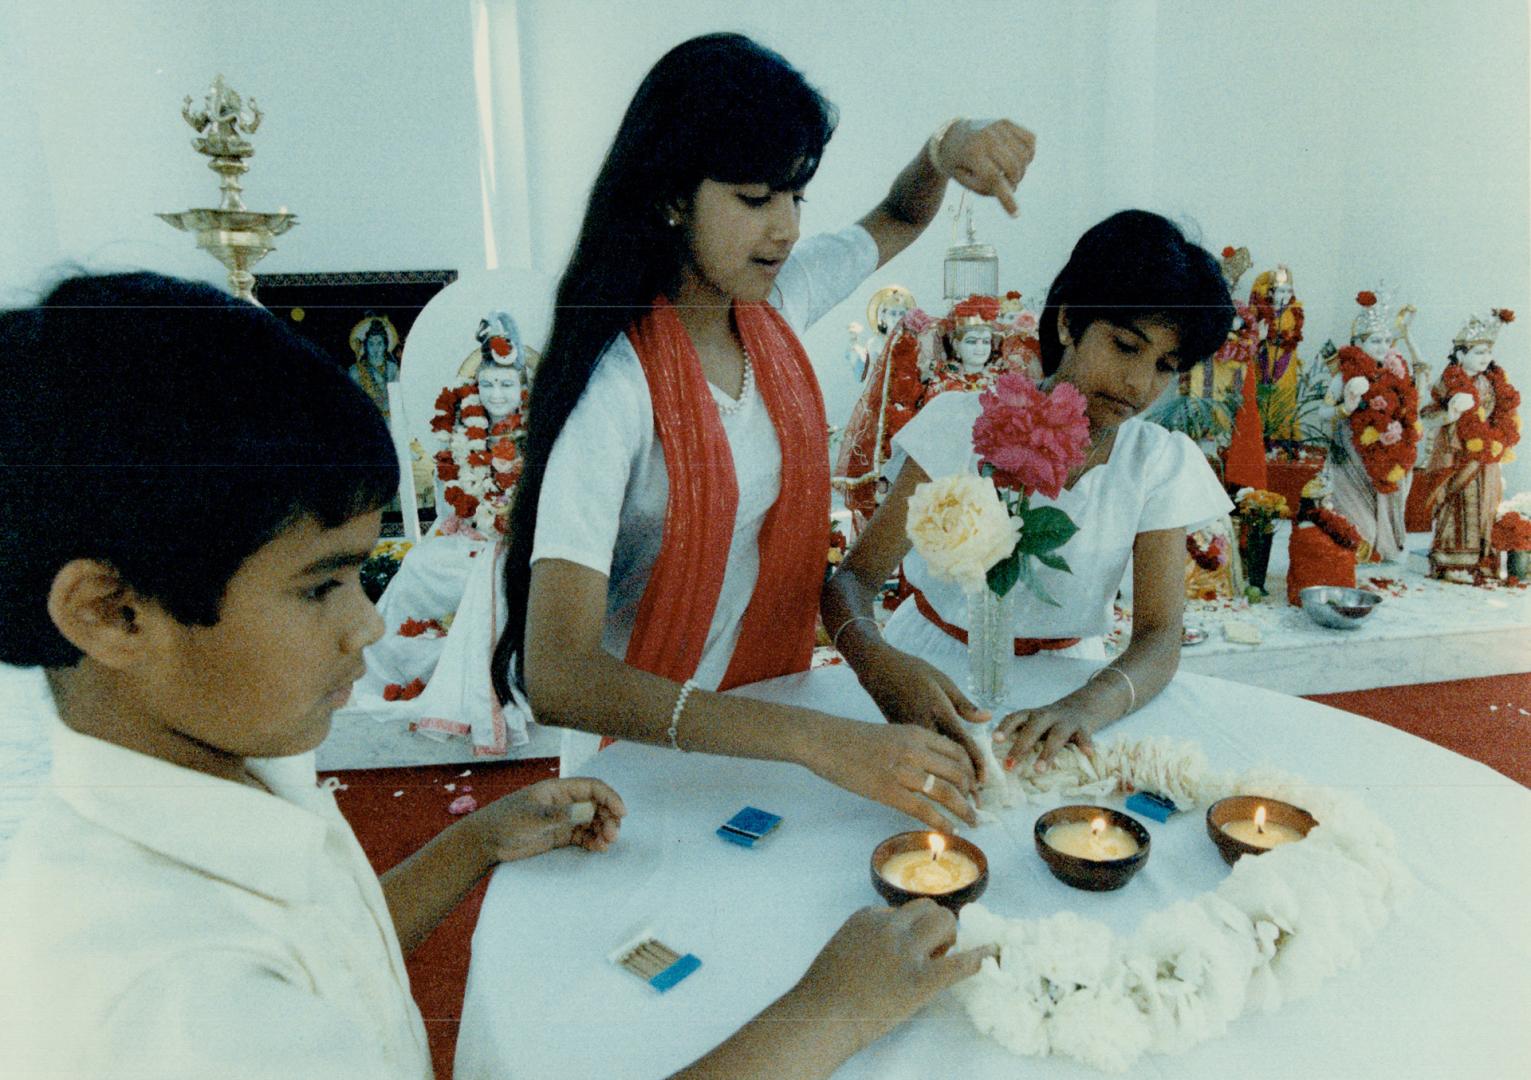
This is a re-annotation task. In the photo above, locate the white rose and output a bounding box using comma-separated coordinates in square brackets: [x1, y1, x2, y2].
[905, 474, 1021, 591]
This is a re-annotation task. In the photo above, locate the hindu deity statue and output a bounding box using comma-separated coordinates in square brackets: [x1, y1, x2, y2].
[431, 310, 529, 539]
[845, 285, 915, 384]
[348, 312, 403, 422]
[918, 293, 1007, 403]
[1321, 290, 1421, 561]
[834, 286, 929, 528]
[1249, 264, 1305, 445]
[1425, 308, 1521, 580]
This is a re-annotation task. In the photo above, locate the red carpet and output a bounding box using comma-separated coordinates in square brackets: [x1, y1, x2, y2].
[327, 672, 1530, 1080]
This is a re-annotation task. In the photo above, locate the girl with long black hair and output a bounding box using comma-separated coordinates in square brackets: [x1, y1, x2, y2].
[491, 33, 1033, 831]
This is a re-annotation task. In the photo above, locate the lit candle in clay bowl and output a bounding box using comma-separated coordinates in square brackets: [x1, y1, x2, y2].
[871, 831, 988, 914]
[1034, 806, 1151, 891]
[1206, 795, 1317, 866]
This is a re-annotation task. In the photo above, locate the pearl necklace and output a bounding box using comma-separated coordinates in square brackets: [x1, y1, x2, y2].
[714, 346, 755, 417]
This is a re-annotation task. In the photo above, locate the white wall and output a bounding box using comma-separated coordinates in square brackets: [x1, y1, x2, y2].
[3, 0, 1528, 490]
[0, 0, 482, 302]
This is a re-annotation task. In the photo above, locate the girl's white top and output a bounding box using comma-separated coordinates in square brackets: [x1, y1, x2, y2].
[531, 225, 878, 690]
[883, 390, 1231, 648]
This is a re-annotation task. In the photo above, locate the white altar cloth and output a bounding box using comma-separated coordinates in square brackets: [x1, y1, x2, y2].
[455, 657, 1530, 1079]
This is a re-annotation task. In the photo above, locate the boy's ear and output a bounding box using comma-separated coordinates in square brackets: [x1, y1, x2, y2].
[1056, 304, 1073, 347]
[46, 560, 165, 670]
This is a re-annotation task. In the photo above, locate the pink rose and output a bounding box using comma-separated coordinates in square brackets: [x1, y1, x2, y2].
[1383, 351, 1408, 379]
[1370, 396, 1388, 412]
[1379, 420, 1404, 446]
[972, 373, 1091, 499]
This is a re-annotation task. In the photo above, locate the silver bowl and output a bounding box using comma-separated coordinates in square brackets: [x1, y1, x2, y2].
[1300, 586, 1382, 630]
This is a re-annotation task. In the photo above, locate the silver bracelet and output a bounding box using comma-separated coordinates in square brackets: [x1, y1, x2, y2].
[831, 614, 879, 652]
[926, 117, 962, 177]
[1091, 665, 1136, 717]
[667, 679, 698, 751]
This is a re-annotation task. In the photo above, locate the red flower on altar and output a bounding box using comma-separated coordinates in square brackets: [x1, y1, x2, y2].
[1497, 309, 1516, 324]
[972, 373, 1091, 499]
[1356, 290, 1377, 308]
[1493, 512, 1531, 551]
[383, 677, 427, 702]
[488, 336, 511, 357]
[952, 294, 1002, 323]
[464, 431, 489, 447]
[1005, 290, 1022, 301]
[1221, 246, 1235, 258]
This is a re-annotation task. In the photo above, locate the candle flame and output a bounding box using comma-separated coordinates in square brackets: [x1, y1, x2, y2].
[928, 833, 946, 860]
[1254, 805, 1267, 833]
[1090, 816, 1106, 837]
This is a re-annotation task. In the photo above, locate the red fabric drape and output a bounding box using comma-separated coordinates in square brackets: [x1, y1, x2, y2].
[624, 297, 829, 691]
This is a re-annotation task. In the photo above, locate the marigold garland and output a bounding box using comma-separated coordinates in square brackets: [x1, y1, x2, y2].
[431, 382, 528, 536]
[1307, 507, 1362, 551]
[1336, 345, 1419, 493]
[1441, 362, 1521, 466]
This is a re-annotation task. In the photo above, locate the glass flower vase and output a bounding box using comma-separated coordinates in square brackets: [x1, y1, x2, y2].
[965, 587, 1013, 711]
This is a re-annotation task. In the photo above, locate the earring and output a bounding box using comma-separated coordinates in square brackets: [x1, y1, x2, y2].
[666, 213, 680, 228]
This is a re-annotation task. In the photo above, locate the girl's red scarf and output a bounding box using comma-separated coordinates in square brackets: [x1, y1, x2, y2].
[623, 296, 829, 691]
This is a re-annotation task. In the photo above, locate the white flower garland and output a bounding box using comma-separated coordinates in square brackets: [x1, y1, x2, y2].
[955, 737, 1412, 1073]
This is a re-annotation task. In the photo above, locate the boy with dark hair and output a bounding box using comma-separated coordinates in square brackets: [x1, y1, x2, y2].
[0, 272, 989, 1080]
[0, 273, 627, 1077]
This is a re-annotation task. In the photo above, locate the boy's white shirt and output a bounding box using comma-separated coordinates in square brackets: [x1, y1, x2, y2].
[0, 716, 431, 1079]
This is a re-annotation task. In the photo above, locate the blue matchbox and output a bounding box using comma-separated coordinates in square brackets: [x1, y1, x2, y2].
[716, 806, 782, 847]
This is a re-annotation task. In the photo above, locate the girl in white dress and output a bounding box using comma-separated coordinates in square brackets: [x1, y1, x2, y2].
[825, 211, 1234, 772]
[489, 33, 1035, 830]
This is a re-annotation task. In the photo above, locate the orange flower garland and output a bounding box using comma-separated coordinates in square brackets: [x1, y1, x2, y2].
[1308, 507, 1363, 550]
[1336, 345, 1420, 493]
[1493, 511, 1531, 551]
[1441, 362, 1521, 466]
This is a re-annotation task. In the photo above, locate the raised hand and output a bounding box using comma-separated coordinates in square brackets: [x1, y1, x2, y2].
[936, 119, 1037, 217]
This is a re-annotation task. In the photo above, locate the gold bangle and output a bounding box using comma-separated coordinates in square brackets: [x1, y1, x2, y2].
[926, 117, 962, 177]
[1090, 665, 1136, 717]
[831, 614, 878, 652]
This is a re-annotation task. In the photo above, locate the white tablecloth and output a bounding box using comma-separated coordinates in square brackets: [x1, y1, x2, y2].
[457, 655, 1530, 1079]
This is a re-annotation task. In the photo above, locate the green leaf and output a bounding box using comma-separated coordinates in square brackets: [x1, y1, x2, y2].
[1016, 555, 1062, 607]
[1035, 550, 1071, 574]
[986, 551, 1021, 598]
[1017, 505, 1079, 554]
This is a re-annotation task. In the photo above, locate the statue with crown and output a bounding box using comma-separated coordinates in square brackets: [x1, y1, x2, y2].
[1423, 307, 1522, 581]
[1318, 288, 1423, 561]
[1250, 263, 1305, 446]
[347, 310, 534, 747]
[833, 206, 1039, 531]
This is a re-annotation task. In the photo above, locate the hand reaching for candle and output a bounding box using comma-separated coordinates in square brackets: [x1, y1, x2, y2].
[669, 901, 996, 1079]
[792, 902, 997, 1052]
[802, 714, 979, 830]
[468, 777, 627, 863]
